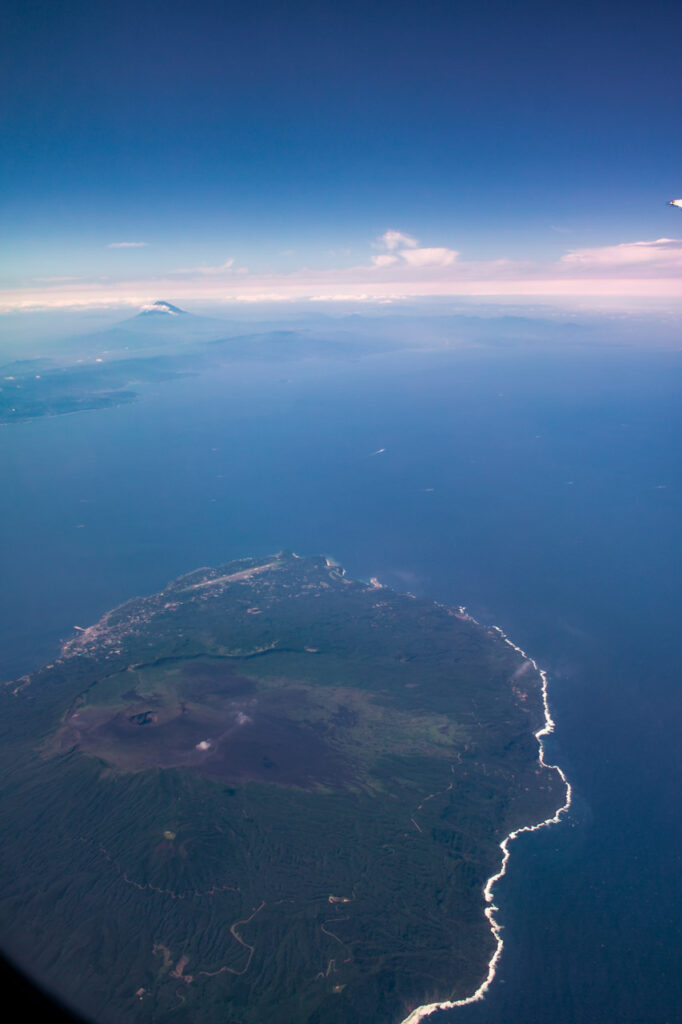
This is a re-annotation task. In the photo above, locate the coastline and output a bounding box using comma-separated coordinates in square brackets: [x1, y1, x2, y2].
[400, 625, 572, 1024]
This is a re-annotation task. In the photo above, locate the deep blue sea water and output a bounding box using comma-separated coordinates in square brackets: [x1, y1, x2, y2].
[2, 343, 681, 1023]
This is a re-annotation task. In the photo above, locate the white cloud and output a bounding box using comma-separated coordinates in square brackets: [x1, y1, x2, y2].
[399, 246, 458, 267]
[562, 238, 682, 267]
[108, 241, 148, 248]
[373, 229, 459, 268]
[377, 230, 419, 251]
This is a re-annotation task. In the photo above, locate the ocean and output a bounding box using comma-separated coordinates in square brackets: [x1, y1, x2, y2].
[1, 340, 681, 1023]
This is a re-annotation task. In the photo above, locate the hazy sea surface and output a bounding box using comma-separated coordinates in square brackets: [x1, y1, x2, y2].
[2, 343, 681, 1023]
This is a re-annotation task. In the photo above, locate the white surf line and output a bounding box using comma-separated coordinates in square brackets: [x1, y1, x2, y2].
[399, 628, 572, 1024]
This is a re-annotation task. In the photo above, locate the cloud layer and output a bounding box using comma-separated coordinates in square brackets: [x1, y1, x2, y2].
[561, 238, 682, 269]
[3, 231, 681, 312]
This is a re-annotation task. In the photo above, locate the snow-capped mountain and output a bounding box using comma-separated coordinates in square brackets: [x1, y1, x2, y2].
[136, 300, 188, 317]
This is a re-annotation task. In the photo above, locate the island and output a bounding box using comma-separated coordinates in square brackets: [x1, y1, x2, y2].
[0, 553, 568, 1024]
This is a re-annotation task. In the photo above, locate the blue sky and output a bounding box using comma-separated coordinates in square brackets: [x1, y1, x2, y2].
[2, 0, 682, 309]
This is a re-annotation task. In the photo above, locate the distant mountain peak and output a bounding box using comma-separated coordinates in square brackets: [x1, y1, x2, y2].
[137, 300, 187, 317]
